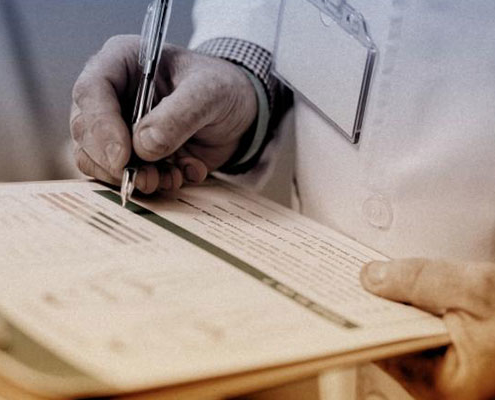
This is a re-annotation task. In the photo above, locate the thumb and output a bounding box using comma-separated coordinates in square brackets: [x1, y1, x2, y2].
[133, 77, 220, 162]
[360, 258, 476, 315]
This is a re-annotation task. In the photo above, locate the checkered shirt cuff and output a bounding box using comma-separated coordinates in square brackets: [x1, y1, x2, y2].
[194, 37, 277, 109]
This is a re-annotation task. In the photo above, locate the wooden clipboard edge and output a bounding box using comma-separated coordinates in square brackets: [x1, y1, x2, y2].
[0, 319, 115, 399]
[0, 333, 448, 400]
[117, 333, 450, 400]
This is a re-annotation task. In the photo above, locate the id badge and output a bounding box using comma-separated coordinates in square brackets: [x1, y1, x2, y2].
[273, 0, 377, 144]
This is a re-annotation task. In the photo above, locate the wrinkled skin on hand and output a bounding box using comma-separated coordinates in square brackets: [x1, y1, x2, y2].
[361, 258, 495, 400]
[70, 35, 257, 193]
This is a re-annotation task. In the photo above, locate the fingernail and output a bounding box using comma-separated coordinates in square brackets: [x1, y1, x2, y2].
[171, 166, 183, 190]
[184, 165, 199, 182]
[366, 262, 388, 285]
[105, 142, 122, 167]
[135, 169, 146, 192]
[140, 128, 165, 153]
[159, 172, 172, 191]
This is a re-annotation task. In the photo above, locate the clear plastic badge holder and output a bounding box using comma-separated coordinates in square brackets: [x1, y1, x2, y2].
[273, 0, 377, 144]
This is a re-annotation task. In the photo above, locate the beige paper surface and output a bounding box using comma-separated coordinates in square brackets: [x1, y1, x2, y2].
[0, 179, 448, 392]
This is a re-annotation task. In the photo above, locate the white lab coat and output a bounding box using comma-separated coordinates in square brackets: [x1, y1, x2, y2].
[190, 1, 495, 399]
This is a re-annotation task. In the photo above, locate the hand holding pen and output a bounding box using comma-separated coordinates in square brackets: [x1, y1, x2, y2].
[121, 0, 172, 207]
[70, 6, 258, 202]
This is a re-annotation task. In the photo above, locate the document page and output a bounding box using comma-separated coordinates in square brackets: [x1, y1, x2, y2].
[0, 179, 448, 391]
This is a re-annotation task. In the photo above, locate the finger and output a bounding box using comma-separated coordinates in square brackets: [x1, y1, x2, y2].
[376, 348, 447, 400]
[133, 76, 221, 162]
[360, 258, 489, 315]
[74, 146, 121, 186]
[134, 163, 184, 194]
[70, 35, 139, 171]
[70, 107, 131, 172]
[74, 35, 140, 111]
[176, 157, 208, 183]
[134, 165, 160, 195]
[163, 165, 183, 191]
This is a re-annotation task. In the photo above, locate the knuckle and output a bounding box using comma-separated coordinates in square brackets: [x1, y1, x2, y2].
[75, 150, 93, 177]
[69, 110, 86, 142]
[103, 35, 125, 49]
[161, 43, 183, 65]
[91, 116, 114, 137]
[72, 78, 92, 109]
[102, 34, 138, 52]
[158, 46, 188, 84]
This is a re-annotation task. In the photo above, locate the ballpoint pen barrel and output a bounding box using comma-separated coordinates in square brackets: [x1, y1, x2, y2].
[132, 73, 154, 125]
[121, 75, 155, 207]
[120, 0, 173, 208]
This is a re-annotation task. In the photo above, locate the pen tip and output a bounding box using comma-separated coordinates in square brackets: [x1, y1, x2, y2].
[121, 167, 137, 208]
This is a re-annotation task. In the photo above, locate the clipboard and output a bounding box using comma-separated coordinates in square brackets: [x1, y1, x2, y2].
[273, 0, 378, 144]
[0, 320, 449, 400]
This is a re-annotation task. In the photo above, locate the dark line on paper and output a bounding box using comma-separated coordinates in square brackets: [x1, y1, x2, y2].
[94, 190, 359, 329]
[38, 193, 125, 245]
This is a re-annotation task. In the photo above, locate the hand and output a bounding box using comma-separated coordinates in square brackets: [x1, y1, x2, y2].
[360, 259, 495, 400]
[70, 35, 257, 193]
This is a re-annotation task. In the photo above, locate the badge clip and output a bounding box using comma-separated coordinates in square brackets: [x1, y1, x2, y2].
[273, 0, 378, 144]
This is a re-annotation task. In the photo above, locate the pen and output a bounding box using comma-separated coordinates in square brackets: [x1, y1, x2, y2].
[120, 0, 173, 207]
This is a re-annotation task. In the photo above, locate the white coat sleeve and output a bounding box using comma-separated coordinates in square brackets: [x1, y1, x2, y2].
[188, 1, 294, 203]
[188, 0, 281, 53]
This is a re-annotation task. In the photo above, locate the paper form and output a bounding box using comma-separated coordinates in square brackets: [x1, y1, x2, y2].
[0, 180, 448, 391]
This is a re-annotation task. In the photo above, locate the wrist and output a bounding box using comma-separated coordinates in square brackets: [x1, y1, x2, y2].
[219, 67, 270, 171]
[194, 37, 277, 173]
[194, 37, 277, 110]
